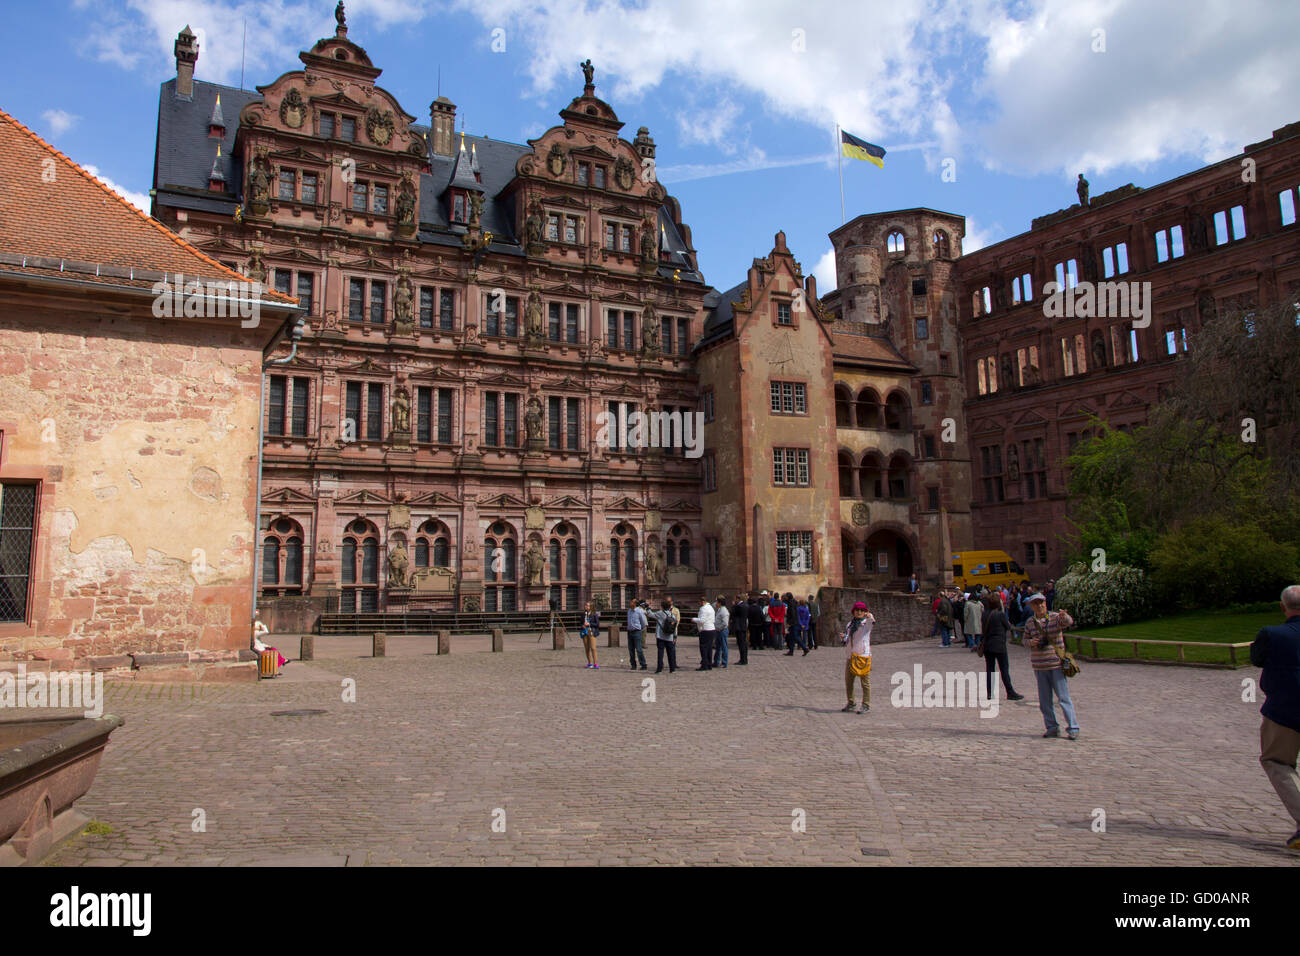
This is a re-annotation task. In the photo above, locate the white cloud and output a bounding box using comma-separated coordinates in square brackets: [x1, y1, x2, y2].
[658, 150, 828, 184]
[42, 109, 80, 138]
[83, 165, 152, 214]
[961, 217, 1003, 255]
[812, 247, 837, 293]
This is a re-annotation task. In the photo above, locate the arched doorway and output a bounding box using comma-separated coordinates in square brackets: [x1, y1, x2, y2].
[865, 528, 915, 581]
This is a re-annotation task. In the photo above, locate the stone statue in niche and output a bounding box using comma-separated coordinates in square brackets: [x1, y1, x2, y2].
[386, 543, 409, 589]
[1092, 335, 1107, 370]
[396, 182, 416, 225]
[641, 304, 659, 351]
[640, 220, 656, 260]
[524, 396, 544, 442]
[1001, 354, 1014, 389]
[1076, 173, 1089, 206]
[525, 290, 544, 342]
[391, 386, 411, 434]
[525, 203, 542, 245]
[1081, 250, 1097, 283]
[1007, 446, 1020, 481]
[524, 540, 544, 585]
[394, 279, 414, 332]
[1189, 214, 1208, 252]
[643, 541, 664, 584]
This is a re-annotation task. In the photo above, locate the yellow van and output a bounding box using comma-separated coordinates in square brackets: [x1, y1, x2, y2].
[951, 550, 1030, 591]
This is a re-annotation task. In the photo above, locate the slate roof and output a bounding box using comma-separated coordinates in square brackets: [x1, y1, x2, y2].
[693, 279, 749, 352]
[153, 78, 705, 277]
[0, 107, 294, 310]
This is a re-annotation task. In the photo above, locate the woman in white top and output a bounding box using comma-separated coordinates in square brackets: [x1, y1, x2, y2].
[841, 601, 875, 713]
[251, 611, 287, 671]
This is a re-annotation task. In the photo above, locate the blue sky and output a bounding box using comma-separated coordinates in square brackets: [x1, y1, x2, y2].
[4, 0, 1297, 292]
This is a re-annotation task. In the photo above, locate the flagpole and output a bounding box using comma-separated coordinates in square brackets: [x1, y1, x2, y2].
[836, 124, 846, 225]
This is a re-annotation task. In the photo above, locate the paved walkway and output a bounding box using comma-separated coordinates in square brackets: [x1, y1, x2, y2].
[41, 633, 1299, 866]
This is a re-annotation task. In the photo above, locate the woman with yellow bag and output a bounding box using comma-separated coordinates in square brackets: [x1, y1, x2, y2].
[841, 601, 875, 714]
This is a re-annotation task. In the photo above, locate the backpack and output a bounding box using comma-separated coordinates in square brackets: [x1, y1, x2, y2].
[662, 613, 677, 637]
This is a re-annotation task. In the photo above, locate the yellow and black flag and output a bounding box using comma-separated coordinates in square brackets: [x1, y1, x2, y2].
[840, 129, 886, 169]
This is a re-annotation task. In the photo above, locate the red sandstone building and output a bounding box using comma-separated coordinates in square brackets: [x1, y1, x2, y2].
[0, 109, 299, 675]
[152, 16, 708, 625]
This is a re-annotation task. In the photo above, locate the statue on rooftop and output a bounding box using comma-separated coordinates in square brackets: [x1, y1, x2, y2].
[581, 59, 594, 87]
[1077, 173, 1089, 206]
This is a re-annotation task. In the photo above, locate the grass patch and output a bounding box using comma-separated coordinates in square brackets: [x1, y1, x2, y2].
[83, 821, 113, 836]
[1066, 610, 1277, 667]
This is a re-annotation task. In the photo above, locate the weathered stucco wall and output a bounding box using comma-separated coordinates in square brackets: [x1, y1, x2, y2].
[0, 301, 264, 666]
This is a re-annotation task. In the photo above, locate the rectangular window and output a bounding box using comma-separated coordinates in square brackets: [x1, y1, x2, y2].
[274, 270, 292, 297]
[1061, 338, 1075, 377]
[1075, 333, 1087, 374]
[268, 375, 286, 435]
[1280, 188, 1298, 227]
[607, 309, 619, 349]
[605, 222, 616, 249]
[564, 216, 578, 244]
[320, 113, 335, 138]
[703, 453, 717, 493]
[703, 537, 719, 575]
[546, 214, 559, 241]
[369, 281, 386, 325]
[373, 185, 388, 215]
[1011, 272, 1032, 303]
[503, 394, 518, 446]
[977, 360, 988, 396]
[419, 287, 434, 328]
[772, 448, 810, 487]
[345, 382, 362, 440]
[484, 392, 499, 447]
[278, 170, 295, 201]
[566, 304, 579, 344]
[1154, 224, 1184, 263]
[566, 397, 580, 449]
[916, 316, 928, 339]
[777, 303, 793, 326]
[437, 389, 452, 444]
[417, 386, 432, 443]
[923, 434, 936, 459]
[702, 389, 715, 423]
[927, 487, 939, 510]
[300, 173, 318, 205]
[1037, 542, 1048, 565]
[340, 116, 356, 141]
[775, 530, 814, 573]
[1129, 327, 1140, 362]
[981, 445, 1004, 504]
[548, 396, 562, 448]
[1111, 325, 1126, 365]
[594, 166, 606, 189]
[1102, 242, 1129, 278]
[1053, 259, 1078, 291]
[577, 162, 589, 185]
[348, 278, 365, 322]
[661, 317, 673, 354]
[920, 381, 933, 405]
[296, 273, 314, 315]
[769, 381, 807, 415]
[366, 383, 383, 440]
[623, 311, 635, 351]
[677, 318, 689, 356]
[548, 302, 561, 342]
[439, 290, 454, 330]
[291, 378, 308, 437]
[0, 482, 38, 623]
[620, 225, 633, 253]
[1213, 205, 1247, 245]
[352, 182, 368, 212]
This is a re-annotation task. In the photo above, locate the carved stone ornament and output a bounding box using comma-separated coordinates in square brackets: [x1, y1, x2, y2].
[366, 106, 395, 146]
[547, 143, 567, 177]
[851, 502, 869, 526]
[396, 178, 416, 226]
[614, 155, 635, 191]
[394, 278, 414, 333]
[525, 506, 546, 530]
[462, 595, 481, 613]
[280, 88, 306, 129]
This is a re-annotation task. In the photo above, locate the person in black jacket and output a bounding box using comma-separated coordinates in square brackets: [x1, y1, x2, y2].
[731, 598, 749, 665]
[748, 597, 766, 655]
[980, 592, 1024, 700]
[1250, 585, 1300, 850]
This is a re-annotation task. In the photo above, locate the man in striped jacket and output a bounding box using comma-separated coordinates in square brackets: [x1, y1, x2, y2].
[1022, 593, 1079, 739]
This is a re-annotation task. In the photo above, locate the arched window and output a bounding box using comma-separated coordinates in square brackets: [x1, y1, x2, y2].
[414, 519, 452, 569]
[886, 231, 905, 255]
[610, 522, 637, 609]
[932, 230, 951, 259]
[887, 453, 911, 499]
[484, 520, 518, 611]
[341, 518, 379, 612]
[884, 391, 910, 431]
[549, 521, 581, 610]
[855, 387, 882, 429]
[842, 534, 857, 577]
[261, 516, 305, 596]
[834, 383, 853, 427]
[859, 452, 884, 499]
[667, 524, 691, 568]
[837, 451, 855, 498]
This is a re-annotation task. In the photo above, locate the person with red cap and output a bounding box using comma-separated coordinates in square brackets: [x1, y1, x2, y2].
[841, 601, 875, 713]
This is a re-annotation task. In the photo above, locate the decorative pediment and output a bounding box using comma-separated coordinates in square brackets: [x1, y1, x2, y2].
[337, 356, 389, 375]
[337, 489, 392, 505]
[543, 494, 588, 510]
[602, 382, 643, 397]
[268, 145, 329, 165]
[1011, 409, 1050, 428]
[542, 195, 588, 210]
[265, 354, 321, 372]
[605, 496, 645, 512]
[353, 255, 391, 273]
[308, 91, 368, 109]
[407, 490, 461, 506]
[194, 235, 247, 256]
[604, 291, 642, 305]
[353, 161, 390, 176]
[661, 498, 702, 513]
[968, 418, 1003, 436]
[408, 366, 462, 382]
[1108, 391, 1148, 410]
[273, 247, 326, 266]
[477, 492, 530, 508]
[543, 376, 586, 392]
[570, 145, 617, 161]
[543, 281, 586, 297]
[478, 371, 528, 387]
[261, 487, 317, 504]
[597, 204, 642, 219]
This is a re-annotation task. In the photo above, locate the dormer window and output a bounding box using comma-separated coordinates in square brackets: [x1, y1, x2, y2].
[320, 113, 335, 138]
[340, 116, 356, 142]
[452, 193, 466, 223]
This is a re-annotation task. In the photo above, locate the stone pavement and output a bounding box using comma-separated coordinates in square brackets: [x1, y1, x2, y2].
[40, 632, 1300, 866]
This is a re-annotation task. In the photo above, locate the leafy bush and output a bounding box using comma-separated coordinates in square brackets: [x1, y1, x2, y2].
[1149, 517, 1298, 610]
[1054, 561, 1154, 628]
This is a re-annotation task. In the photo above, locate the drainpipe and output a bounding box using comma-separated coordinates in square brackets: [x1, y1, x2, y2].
[254, 316, 307, 618]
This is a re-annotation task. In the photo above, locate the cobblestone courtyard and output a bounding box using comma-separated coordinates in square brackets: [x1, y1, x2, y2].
[42, 634, 1300, 866]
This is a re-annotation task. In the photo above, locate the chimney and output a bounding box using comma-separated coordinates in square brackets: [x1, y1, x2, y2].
[175, 25, 199, 98]
[208, 94, 225, 139]
[634, 126, 656, 162]
[430, 97, 456, 158]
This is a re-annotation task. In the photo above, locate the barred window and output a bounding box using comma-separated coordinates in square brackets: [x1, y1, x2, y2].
[0, 482, 38, 623]
[775, 530, 814, 573]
